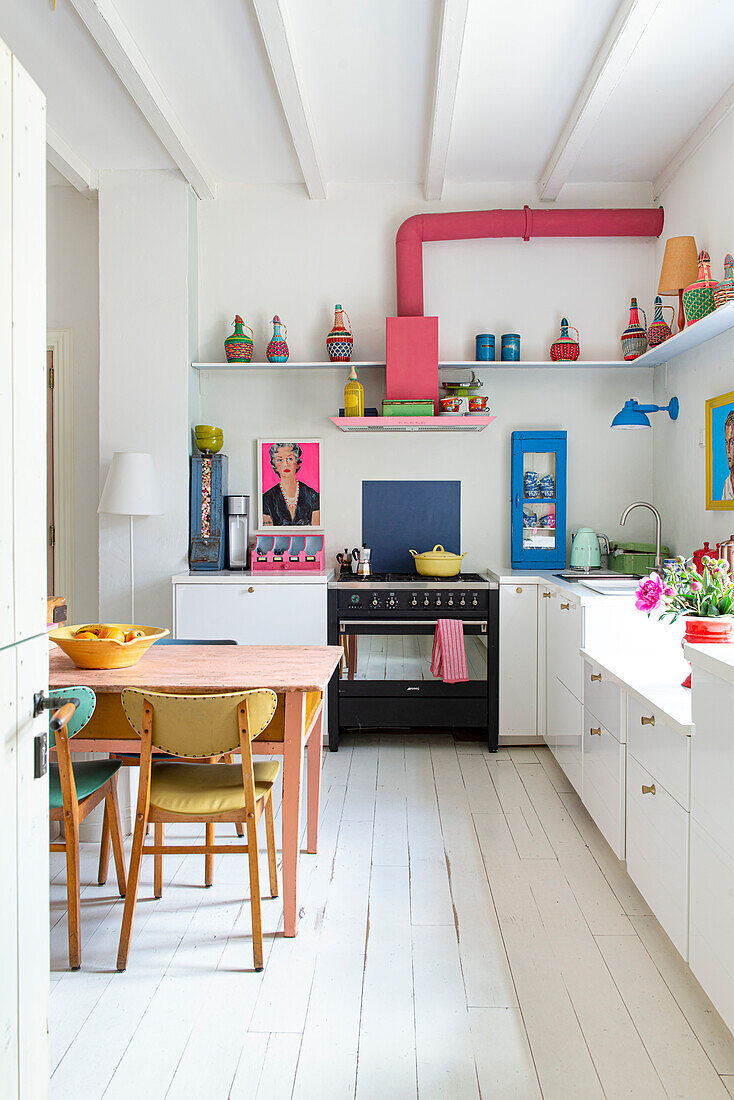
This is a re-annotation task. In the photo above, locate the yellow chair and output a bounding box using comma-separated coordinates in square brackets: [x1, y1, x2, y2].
[116, 688, 280, 972]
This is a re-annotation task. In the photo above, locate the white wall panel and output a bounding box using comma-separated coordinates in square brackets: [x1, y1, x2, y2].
[0, 42, 13, 648]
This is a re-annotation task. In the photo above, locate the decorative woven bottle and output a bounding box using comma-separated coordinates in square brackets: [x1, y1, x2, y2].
[326, 304, 353, 362]
[620, 298, 648, 361]
[266, 315, 289, 363]
[682, 250, 717, 325]
[647, 295, 674, 347]
[343, 364, 364, 417]
[714, 254, 734, 308]
[549, 317, 580, 361]
[224, 315, 254, 363]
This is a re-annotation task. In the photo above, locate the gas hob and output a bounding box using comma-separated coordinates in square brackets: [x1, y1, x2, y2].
[332, 571, 493, 612]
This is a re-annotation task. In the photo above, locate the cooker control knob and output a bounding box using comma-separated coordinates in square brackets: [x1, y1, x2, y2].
[423, 596, 430, 606]
[435, 596, 442, 607]
[388, 596, 396, 608]
[471, 595, 478, 606]
[411, 595, 417, 606]
[371, 596, 379, 607]
[447, 596, 454, 607]
[459, 596, 466, 607]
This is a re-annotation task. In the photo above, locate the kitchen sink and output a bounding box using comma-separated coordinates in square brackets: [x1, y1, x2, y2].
[576, 578, 640, 595]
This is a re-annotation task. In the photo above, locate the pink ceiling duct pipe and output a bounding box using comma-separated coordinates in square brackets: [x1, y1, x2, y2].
[395, 205, 664, 316]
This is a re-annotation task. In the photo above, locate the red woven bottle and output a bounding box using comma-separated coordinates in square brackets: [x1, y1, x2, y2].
[620, 298, 648, 361]
[326, 304, 353, 362]
[549, 317, 580, 361]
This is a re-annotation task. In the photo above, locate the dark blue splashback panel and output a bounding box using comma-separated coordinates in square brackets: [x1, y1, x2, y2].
[362, 481, 461, 574]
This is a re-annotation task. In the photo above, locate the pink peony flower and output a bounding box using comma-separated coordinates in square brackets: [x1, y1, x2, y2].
[690, 580, 703, 592]
[635, 572, 665, 612]
[664, 585, 675, 597]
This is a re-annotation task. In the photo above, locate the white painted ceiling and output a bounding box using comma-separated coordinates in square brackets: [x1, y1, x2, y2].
[1, 0, 733, 195]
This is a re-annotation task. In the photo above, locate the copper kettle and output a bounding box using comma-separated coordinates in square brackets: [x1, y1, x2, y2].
[718, 535, 734, 574]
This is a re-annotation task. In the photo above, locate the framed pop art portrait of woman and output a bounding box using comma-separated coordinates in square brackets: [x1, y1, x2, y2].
[257, 439, 323, 531]
[706, 391, 734, 510]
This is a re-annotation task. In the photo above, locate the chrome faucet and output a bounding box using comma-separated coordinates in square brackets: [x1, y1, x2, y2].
[619, 501, 664, 572]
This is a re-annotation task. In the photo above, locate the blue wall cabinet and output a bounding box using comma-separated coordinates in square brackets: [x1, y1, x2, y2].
[511, 431, 567, 569]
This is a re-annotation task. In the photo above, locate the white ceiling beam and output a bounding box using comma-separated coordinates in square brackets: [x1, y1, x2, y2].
[424, 0, 469, 201]
[653, 80, 734, 200]
[538, 0, 661, 201]
[251, 0, 326, 200]
[47, 126, 98, 196]
[67, 0, 216, 200]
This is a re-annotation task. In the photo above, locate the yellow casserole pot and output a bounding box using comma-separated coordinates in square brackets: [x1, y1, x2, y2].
[409, 545, 468, 577]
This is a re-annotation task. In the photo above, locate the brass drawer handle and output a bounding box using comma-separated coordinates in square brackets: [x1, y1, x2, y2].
[641, 783, 656, 795]
[590, 727, 601, 736]
[590, 673, 602, 682]
[248, 586, 255, 593]
[516, 587, 523, 593]
[560, 602, 571, 610]
[542, 591, 552, 598]
[640, 715, 655, 726]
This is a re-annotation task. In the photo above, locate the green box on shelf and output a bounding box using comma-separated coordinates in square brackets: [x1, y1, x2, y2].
[609, 542, 670, 575]
[382, 399, 435, 417]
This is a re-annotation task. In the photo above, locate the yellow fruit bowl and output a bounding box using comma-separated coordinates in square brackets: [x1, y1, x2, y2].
[49, 625, 170, 670]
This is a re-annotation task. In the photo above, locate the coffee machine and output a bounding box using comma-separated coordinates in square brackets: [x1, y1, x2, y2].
[225, 495, 250, 570]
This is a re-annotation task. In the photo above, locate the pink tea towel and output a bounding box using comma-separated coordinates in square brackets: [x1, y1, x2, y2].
[431, 618, 468, 684]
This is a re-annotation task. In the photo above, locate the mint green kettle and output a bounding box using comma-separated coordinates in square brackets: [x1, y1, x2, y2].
[570, 528, 601, 571]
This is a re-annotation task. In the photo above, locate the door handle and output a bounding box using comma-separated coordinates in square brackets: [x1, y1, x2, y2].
[590, 727, 601, 736]
[542, 591, 552, 599]
[590, 673, 602, 682]
[640, 714, 655, 726]
[248, 586, 255, 593]
[33, 691, 80, 718]
[516, 587, 523, 594]
[560, 602, 571, 610]
[641, 783, 656, 795]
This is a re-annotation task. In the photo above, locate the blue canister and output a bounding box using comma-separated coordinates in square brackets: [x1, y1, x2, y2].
[524, 471, 540, 499]
[539, 474, 555, 499]
[475, 334, 495, 361]
[501, 333, 521, 361]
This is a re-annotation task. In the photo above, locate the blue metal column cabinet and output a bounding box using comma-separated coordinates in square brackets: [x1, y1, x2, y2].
[511, 430, 567, 569]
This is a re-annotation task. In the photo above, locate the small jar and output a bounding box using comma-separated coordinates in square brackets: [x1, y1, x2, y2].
[501, 334, 521, 361]
[475, 334, 495, 361]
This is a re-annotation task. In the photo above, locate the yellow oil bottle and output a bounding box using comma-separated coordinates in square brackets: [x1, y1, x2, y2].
[343, 363, 364, 417]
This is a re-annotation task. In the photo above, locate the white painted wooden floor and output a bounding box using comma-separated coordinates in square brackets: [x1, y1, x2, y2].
[49, 737, 734, 1099]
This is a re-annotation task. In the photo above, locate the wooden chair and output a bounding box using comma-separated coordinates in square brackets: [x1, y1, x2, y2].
[116, 688, 280, 972]
[49, 687, 127, 970]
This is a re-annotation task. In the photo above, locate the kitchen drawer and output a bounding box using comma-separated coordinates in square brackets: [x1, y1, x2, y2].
[626, 754, 689, 959]
[689, 819, 734, 1038]
[551, 677, 582, 794]
[174, 582, 327, 646]
[583, 660, 623, 742]
[582, 707, 625, 859]
[547, 593, 583, 700]
[627, 695, 690, 810]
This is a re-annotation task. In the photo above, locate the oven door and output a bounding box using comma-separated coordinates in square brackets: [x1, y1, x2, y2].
[337, 617, 488, 692]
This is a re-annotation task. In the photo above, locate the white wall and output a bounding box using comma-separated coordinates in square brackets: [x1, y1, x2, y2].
[653, 108, 734, 556]
[98, 170, 192, 628]
[46, 183, 99, 621]
[198, 182, 658, 566]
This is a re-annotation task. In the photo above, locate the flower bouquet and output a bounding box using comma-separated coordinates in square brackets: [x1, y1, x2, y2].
[635, 556, 734, 687]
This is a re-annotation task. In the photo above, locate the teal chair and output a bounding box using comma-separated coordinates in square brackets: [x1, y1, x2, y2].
[49, 687, 127, 970]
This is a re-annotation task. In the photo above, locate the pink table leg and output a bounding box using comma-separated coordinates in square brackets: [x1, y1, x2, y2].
[306, 698, 324, 854]
[282, 690, 306, 937]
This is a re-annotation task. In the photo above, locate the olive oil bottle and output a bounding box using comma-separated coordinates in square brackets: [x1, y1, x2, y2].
[343, 363, 364, 417]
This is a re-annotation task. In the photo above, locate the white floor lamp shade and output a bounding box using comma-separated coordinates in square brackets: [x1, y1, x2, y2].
[98, 452, 163, 622]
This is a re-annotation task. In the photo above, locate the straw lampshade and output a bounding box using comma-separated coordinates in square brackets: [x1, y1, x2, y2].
[658, 236, 699, 332]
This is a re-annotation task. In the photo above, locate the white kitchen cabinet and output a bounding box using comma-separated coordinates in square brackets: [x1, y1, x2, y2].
[173, 579, 328, 646]
[547, 593, 583, 700]
[689, 819, 734, 1037]
[547, 675, 583, 793]
[627, 696, 690, 811]
[582, 705, 625, 858]
[626, 754, 689, 959]
[583, 659, 623, 742]
[499, 584, 538, 736]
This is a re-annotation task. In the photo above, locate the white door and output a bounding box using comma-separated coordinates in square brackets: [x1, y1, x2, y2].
[0, 41, 50, 1100]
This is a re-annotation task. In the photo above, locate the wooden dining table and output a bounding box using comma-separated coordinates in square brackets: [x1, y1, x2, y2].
[49, 643, 343, 937]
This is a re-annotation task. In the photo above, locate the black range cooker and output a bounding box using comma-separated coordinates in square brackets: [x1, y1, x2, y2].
[327, 572, 498, 750]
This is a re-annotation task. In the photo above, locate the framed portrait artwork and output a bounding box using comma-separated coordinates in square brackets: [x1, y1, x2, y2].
[706, 390, 734, 509]
[257, 439, 323, 531]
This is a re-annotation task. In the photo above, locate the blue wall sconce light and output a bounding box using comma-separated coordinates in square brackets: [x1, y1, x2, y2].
[611, 396, 679, 429]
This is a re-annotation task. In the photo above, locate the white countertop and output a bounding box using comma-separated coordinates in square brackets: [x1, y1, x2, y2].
[684, 641, 734, 685]
[172, 570, 333, 585]
[487, 566, 635, 601]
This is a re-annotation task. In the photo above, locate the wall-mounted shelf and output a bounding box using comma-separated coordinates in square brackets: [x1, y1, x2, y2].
[329, 416, 496, 433]
[193, 303, 734, 379]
